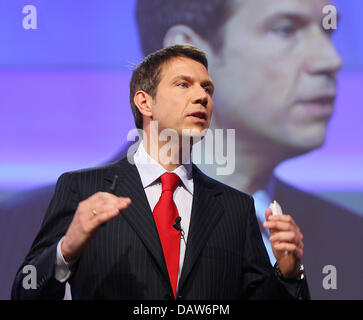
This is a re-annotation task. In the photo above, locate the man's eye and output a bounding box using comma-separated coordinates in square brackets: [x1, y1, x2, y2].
[204, 87, 212, 94]
[274, 26, 295, 37]
[178, 82, 188, 88]
[272, 24, 297, 37]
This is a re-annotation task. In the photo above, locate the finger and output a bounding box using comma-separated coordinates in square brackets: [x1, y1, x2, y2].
[102, 196, 131, 211]
[91, 198, 131, 219]
[270, 215, 302, 237]
[272, 232, 304, 250]
[86, 192, 131, 211]
[93, 196, 131, 213]
[96, 192, 131, 204]
[89, 207, 121, 229]
[118, 197, 132, 208]
[270, 231, 298, 244]
[268, 214, 296, 226]
[118, 198, 132, 210]
[92, 191, 115, 202]
[273, 242, 303, 260]
[91, 199, 131, 219]
[263, 220, 292, 231]
[265, 208, 273, 222]
[92, 192, 127, 205]
[91, 203, 119, 215]
[119, 196, 131, 203]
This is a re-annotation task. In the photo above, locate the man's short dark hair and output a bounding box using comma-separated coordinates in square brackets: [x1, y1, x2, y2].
[130, 44, 208, 129]
[136, 0, 234, 56]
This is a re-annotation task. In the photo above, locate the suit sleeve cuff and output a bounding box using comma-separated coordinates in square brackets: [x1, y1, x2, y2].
[274, 263, 310, 299]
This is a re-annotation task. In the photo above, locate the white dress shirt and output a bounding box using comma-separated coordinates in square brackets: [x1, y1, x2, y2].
[253, 189, 276, 266]
[55, 142, 193, 291]
[133, 142, 193, 288]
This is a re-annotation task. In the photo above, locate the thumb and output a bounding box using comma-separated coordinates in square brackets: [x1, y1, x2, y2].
[265, 208, 272, 222]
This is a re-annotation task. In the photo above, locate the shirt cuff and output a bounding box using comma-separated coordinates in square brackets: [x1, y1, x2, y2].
[54, 236, 75, 283]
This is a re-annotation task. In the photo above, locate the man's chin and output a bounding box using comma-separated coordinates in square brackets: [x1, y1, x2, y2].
[281, 121, 328, 150]
[282, 134, 327, 158]
[181, 126, 209, 139]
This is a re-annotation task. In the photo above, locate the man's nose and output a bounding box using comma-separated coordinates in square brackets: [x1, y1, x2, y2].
[304, 27, 343, 76]
[193, 86, 209, 107]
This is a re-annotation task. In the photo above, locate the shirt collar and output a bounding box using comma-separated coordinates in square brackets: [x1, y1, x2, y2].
[133, 141, 193, 195]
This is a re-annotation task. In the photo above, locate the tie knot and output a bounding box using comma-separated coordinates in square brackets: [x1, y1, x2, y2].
[160, 173, 180, 193]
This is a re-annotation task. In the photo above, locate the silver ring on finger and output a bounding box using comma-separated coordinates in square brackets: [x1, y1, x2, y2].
[91, 209, 98, 217]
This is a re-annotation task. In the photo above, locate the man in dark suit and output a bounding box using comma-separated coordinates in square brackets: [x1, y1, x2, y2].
[11, 45, 308, 300]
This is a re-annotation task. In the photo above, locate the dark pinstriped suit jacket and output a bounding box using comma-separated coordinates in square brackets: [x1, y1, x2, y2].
[11, 157, 309, 300]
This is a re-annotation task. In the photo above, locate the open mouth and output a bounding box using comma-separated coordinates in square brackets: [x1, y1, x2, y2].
[297, 96, 336, 118]
[188, 112, 208, 120]
[304, 97, 335, 105]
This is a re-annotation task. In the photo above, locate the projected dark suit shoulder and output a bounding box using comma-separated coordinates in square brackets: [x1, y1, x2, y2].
[273, 176, 363, 299]
[0, 143, 133, 299]
[0, 184, 55, 299]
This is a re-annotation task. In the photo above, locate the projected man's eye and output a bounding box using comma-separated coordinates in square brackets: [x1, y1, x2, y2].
[272, 23, 297, 37]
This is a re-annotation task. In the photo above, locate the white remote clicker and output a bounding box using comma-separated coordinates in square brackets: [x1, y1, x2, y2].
[269, 200, 289, 255]
[269, 200, 283, 215]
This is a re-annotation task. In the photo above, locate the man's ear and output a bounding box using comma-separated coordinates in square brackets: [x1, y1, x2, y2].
[134, 90, 153, 119]
[163, 25, 213, 57]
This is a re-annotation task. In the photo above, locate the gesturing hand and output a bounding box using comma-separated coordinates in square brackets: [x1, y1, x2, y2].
[61, 192, 131, 262]
[263, 209, 304, 279]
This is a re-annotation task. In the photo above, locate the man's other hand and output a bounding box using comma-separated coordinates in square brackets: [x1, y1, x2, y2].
[61, 192, 131, 262]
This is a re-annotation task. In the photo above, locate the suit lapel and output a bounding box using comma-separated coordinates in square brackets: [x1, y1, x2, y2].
[178, 165, 224, 291]
[104, 158, 171, 289]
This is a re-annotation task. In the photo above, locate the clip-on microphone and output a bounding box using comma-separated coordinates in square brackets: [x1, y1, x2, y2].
[173, 216, 186, 244]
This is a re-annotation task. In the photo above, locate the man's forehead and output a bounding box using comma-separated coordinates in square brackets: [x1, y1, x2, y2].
[159, 57, 210, 81]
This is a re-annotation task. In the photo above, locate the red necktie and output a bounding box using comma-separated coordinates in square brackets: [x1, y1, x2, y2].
[152, 172, 181, 299]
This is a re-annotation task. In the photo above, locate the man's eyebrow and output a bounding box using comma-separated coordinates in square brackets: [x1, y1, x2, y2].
[171, 75, 193, 83]
[171, 75, 214, 89]
[260, 10, 342, 34]
[261, 11, 312, 26]
[262, 8, 342, 25]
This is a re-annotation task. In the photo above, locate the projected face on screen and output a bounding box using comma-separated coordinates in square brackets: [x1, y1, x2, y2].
[206, 0, 342, 153]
